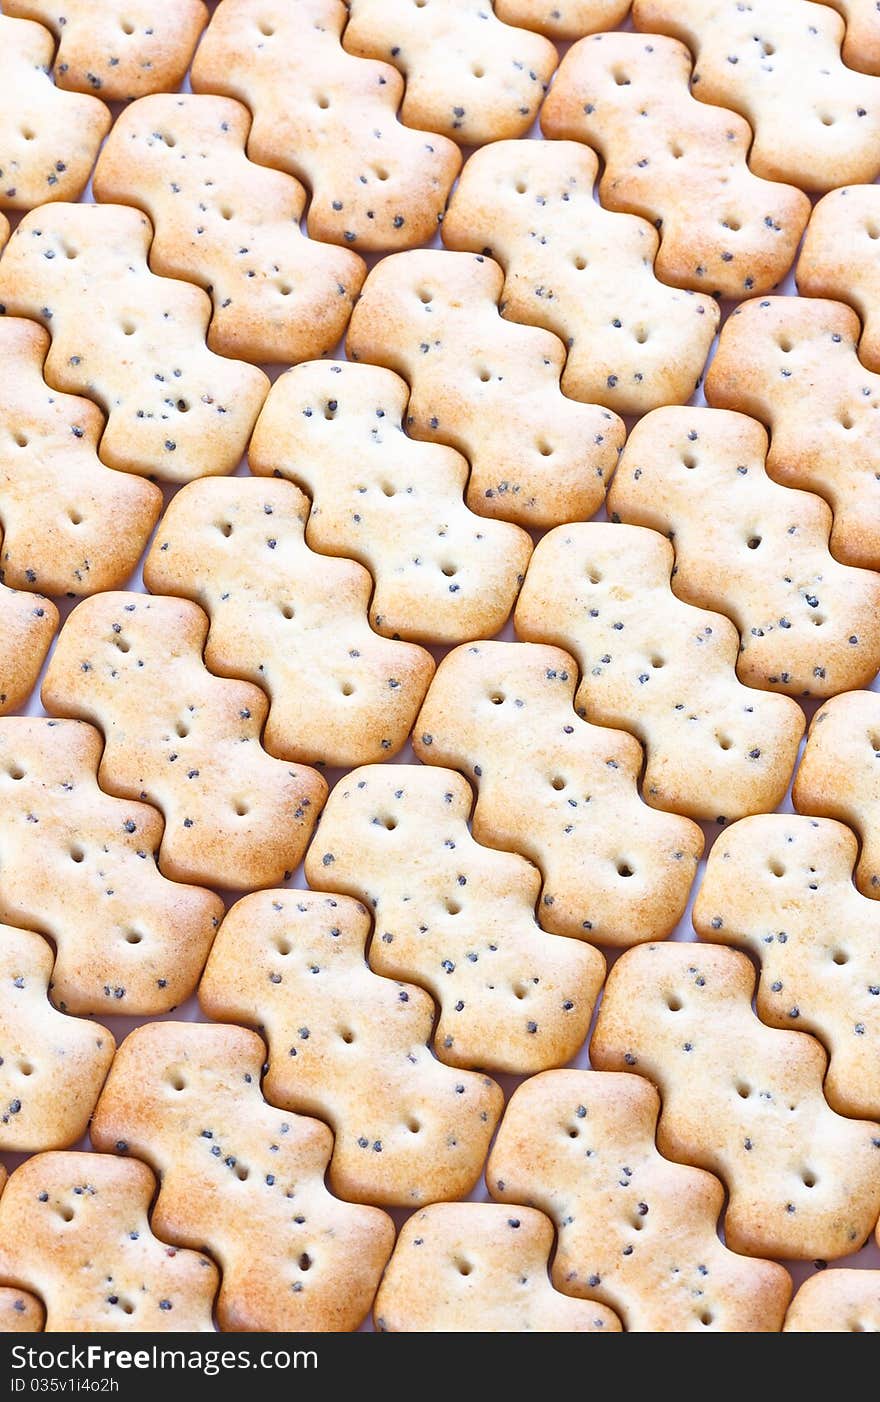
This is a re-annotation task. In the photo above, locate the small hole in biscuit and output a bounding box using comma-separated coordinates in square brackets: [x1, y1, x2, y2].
[220, 206, 234, 221]
[587, 569, 601, 583]
[59, 1206, 75, 1223]
[114, 637, 130, 653]
[68, 509, 83, 525]
[723, 218, 741, 232]
[457, 1259, 473, 1276]
[666, 995, 682, 1011]
[235, 1165, 249, 1181]
[259, 21, 275, 35]
[820, 114, 835, 126]
[770, 860, 785, 877]
[383, 817, 397, 831]
[551, 776, 566, 791]
[802, 1171, 816, 1188]
[65, 247, 78, 260]
[634, 326, 649, 344]
[717, 735, 733, 750]
[121, 20, 135, 35]
[515, 180, 527, 194]
[176, 399, 189, 413]
[15, 434, 28, 448]
[408, 1118, 421, 1133]
[381, 482, 396, 496]
[341, 1030, 355, 1044]
[670, 143, 684, 159]
[316, 96, 330, 109]
[7, 765, 25, 780]
[747, 536, 761, 549]
[736, 1082, 750, 1099]
[699, 1310, 714, 1326]
[120, 1300, 134, 1315]
[234, 801, 249, 818]
[573, 255, 587, 270]
[613, 69, 630, 85]
[162, 133, 176, 148]
[375, 166, 389, 181]
[631, 1217, 644, 1231]
[21, 127, 35, 141]
[651, 656, 664, 668]
[445, 899, 461, 915]
[868, 223, 880, 241]
[121, 322, 136, 336]
[299, 1252, 312, 1271]
[568, 1127, 579, 1138]
[340, 681, 355, 696]
[777, 336, 792, 353]
[617, 862, 633, 878]
[219, 522, 233, 537]
[18, 1060, 33, 1076]
[478, 369, 492, 383]
[537, 441, 553, 456]
[441, 564, 458, 577]
[123, 930, 143, 945]
[418, 288, 432, 304]
[832, 950, 849, 965]
[811, 614, 825, 627]
[176, 721, 189, 738]
[171, 1075, 186, 1091]
[280, 604, 295, 620]
[513, 981, 527, 999]
[490, 692, 505, 705]
[279, 284, 292, 296]
[472, 64, 485, 78]
[840, 413, 854, 429]
[70, 844, 85, 864]
[682, 453, 697, 469]
[275, 937, 291, 955]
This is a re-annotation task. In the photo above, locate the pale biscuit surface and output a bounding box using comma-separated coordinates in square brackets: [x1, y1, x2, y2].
[144, 477, 434, 766]
[6, 1, 209, 100]
[0, 923, 114, 1151]
[785, 1270, 880, 1332]
[347, 250, 624, 528]
[413, 642, 703, 947]
[823, 0, 880, 74]
[541, 32, 809, 298]
[0, 1152, 217, 1332]
[0, 203, 268, 483]
[304, 764, 605, 1072]
[797, 187, 880, 374]
[0, 557, 57, 716]
[374, 1203, 622, 1332]
[706, 296, 880, 570]
[93, 94, 365, 365]
[695, 815, 880, 1120]
[793, 690, 880, 902]
[249, 361, 532, 644]
[592, 942, 880, 1259]
[191, 0, 461, 252]
[0, 717, 223, 1016]
[42, 592, 326, 890]
[0, 1287, 43, 1332]
[608, 406, 880, 698]
[516, 523, 804, 822]
[488, 1070, 792, 1331]
[634, 0, 880, 192]
[0, 15, 110, 210]
[200, 889, 503, 1205]
[443, 139, 718, 415]
[344, 0, 557, 144]
[91, 1022, 395, 1332]
[495, 0, 630, 41]
[0, 317, 161, 595]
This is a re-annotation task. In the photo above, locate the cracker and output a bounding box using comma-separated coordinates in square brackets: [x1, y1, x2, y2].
[541, 32, 810, 299]
[343, 0, 557, 144]
[248, 362, 532, 644]
[591, 942, 880, 1260]
[374, 1203, 622, 1332]
[0, 1152, 217, 1331]
[200, 889, 502, 1205]
[91, 1021, 395, 1332]
[792, 690, 880, 904]
[797, 186, 880, 374]
[303, 764, 605, 1071]
[494, 0, 630, 41]
[694, 815, 880, 1121]
[487, 1070, 792, 1331]
[93, 94, 365, 366]
[0, 203, 268, 484]
[443, 139, 719, 415]
[412, 641, 703, 947]
[607, 406, 880, 698]
[0, 214, 9, 251]
[6, 1, 208, 100]
[190, 0, 461, 253]
[0, 922, 114, 1151]
[824, 0, 880, 74]
[42, 592, 326, 891]
[705, 296, 880, 571]
[0, 717, 223, 1016]
[0, 14, 110, 211]
[0, 317, 162, 596]
[784, 1270, 880, 1332]
[0, 563, 56, 716]
[143, 476, 434, 767]
[633, 0, 880, 193]
[0, 1287, 43, 1333]
[516, 523, 804, 824]
[346, 250, 624, 529]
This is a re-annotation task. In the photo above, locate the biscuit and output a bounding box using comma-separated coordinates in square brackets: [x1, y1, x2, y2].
[200, 889, 503, 1206]
[784, 1270, 880, 1332]
[824, 0, 880, 74]
[797, 187, 880, 374]
[541, 32, 810, 299]
[373, 1203, 622, 1332]
[347, 250, 624, 529]
[694, 814, 880, 1121]
[0, 1152, 217, 1331]
[0, 214, 9, 251]
[303, 765, 605, 1071]
[0, 15, 109, 211]
[5, 1, 209, 100]
[793, 690, 880, 903]
[93, 94, 365, 366]
[0, 563, 57, 715]
[633, 0, 880, 193]
[412, 641, 703, 947]
[248, 362, 532, 644]
[0, 203, 268, 484]
[705, 296, 880, 571]
[190, 0, 461, 253]
[515, 523, 804, 823]
[442, 139, 718, 415]
[0, 923, 114, 1151]
[343, 0, 558, 144]
[607, 406, 880, 698]
[0, 1288, 42, 1332]
[591, 942, 880, 1260]
[143, 477, 434, 767]
[494, 0, 630, 41]
[42, 592, 326, 890]
[0, 717, 223, 1016]
[91, 1022, 395, 1332]
[487, 1070, 792, 1331]
[0, 318, 162, 596]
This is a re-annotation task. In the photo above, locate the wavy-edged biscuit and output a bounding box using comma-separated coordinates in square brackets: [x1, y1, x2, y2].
[541, 31, 809, 298]
[797, 186, 880, 374]
[784, 1270, 880, 1332]
[0, 1288, 43, 1332]
[495, 0, 630, 41]
[347, 250, 624, 529]
[91, 1022, 395, 1332]
[0, 558, 57, 715]
[823, 0, 880, 74]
